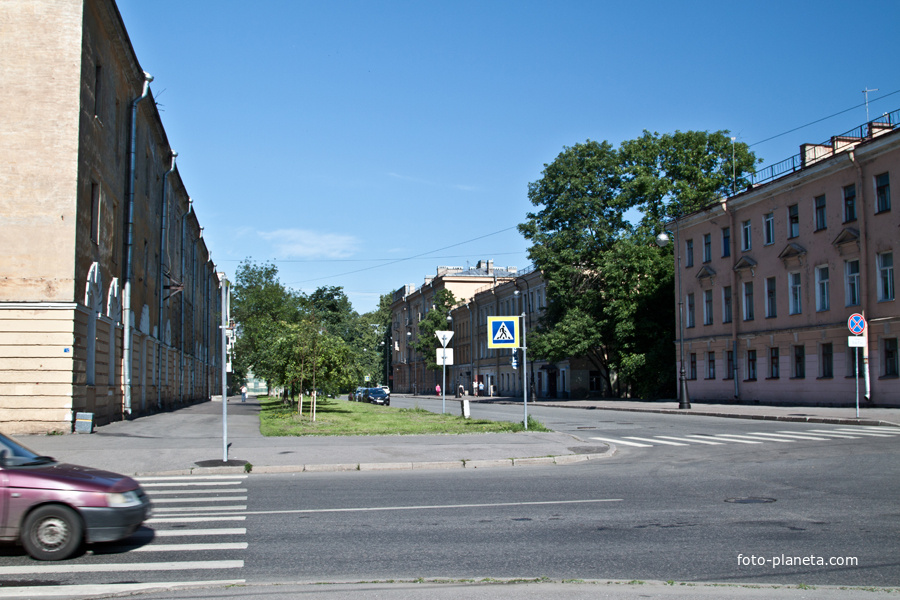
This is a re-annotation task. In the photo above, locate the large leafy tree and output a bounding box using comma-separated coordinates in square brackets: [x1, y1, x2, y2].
[519, 131, 757, 398]
[411, 289, 457, 372]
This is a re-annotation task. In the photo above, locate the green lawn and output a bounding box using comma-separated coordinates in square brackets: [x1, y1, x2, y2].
[258, 396, 548, 436]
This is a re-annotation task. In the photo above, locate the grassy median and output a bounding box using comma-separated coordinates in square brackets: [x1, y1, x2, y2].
[258, 396, 548, 436]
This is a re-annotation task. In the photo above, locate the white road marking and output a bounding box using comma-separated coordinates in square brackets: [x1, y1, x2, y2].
[789, 430, 859, 439]
[0, 560, 244, 576]
[148, 488, 248, 495]
[624, 436, 688, 446]
[833, 428, 899, 437]
[755, 432, 830, 441]
[151, 496, 248, 504]
[148, 528, 247, 537]
[138, 476, 247, 482]
[146, 515, 246, 524]
[153, 505, 247, 513]
[655, 435, 723, 445]
[712, 433, 794, 443]
[688, 435, 760, 444]
[129, 543, 249, 552]
[0, 580, 245, 598]
[590, 436, 653, 447]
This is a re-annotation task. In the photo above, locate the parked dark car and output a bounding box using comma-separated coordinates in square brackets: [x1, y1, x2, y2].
[365, 387, 390, 406]
[0, 433, 151, 560]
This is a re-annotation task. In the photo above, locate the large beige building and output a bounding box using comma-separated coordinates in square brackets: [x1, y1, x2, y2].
[391, 261, 601, 399]
[0, 0, 222, 433]
[672, 112, 899, 406]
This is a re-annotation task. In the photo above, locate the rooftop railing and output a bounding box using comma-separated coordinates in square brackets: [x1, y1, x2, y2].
[746, 108, 900, 189]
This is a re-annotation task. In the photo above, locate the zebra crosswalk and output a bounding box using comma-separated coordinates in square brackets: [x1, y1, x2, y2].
[591, 426, 900, 449]
[0, 474, 249, 598]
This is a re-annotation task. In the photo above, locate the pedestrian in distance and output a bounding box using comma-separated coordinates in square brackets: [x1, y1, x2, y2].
[478, 381, 484, 396]
[241, 385, 247, 403]
[435, 384, 441, 396]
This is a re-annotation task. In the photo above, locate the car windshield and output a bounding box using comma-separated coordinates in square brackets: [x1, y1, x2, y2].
[369, 388, 386, 396]
[0, 433, 55, 467]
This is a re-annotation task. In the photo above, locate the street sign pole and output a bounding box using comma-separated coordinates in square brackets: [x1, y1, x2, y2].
[522, 312, 527, 430]
[848, 314, 867, 419]
[435, 331, 454, 415]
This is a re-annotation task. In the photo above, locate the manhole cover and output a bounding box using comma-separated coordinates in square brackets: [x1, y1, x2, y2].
[725, 497, 776, 504]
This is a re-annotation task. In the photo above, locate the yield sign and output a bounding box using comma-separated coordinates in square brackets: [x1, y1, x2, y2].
[848, 313, 866, 335]
[435, 330, 454, 347]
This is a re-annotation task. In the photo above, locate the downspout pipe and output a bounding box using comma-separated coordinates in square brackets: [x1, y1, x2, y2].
[848, 150, 872, 400]
[179, 199, 193, 403]
[123, 72, 153, 417]
[157, 152, 177, 410]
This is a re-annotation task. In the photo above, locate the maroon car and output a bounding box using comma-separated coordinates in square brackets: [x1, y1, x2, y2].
[0, 433, 151, 560]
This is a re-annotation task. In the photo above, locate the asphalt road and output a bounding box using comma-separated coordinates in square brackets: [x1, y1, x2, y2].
[1, 402, 898, 599]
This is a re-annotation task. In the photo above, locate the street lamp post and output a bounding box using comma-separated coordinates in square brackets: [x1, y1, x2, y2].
[656, 219, 691, 410]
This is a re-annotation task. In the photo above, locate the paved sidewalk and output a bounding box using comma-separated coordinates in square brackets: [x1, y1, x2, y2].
[17, 395, 899, 478]
[19, 398, 601, 477]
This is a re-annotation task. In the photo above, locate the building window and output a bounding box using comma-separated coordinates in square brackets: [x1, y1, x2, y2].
[741, 220, 751, 251]
[820, 343, 833, 378]
[765, 276, 777, 318]
[884, 338, 899, 377]
[843, 184, 856, 223]
[792, 345, 805, 379]
[722, 227, 731, 258]
[816, 265, 830, 312]
[703, 290, 713, 325]
[93, 64, 103, 119]
[723, 286, 733, 324]
[878, 252, 894, 301]
[746, 349, 757, 381]
[742, 281, 754, 321]
[703, 234, 712, 263]
[789, 271, 802, 314]
[876, 172, 891, 213]
[788, 204, 799, 238]
[689, 353, 697, 380]
[815, 195, 827, 231]
[845, 259, 861, 306]
[769, 347, 780, 379]
[90, 182, 101, 244]
[726, 350, 735, 380]
[707, 352, 716, 379]
[686, 293, 695, 328]
[763, 212, 775, 245]
[686, 239, 694, 268]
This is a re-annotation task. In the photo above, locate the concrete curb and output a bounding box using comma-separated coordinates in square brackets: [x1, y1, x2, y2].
[132, 450, 613, 478]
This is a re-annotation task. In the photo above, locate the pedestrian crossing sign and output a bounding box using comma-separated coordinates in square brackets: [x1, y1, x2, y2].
[487, 316, 520, 349]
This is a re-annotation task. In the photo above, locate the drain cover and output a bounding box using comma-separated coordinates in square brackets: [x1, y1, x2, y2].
[725, 497, 776, 504]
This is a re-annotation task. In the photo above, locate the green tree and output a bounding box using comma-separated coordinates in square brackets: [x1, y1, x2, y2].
[519, 131, 757, 398]
[411, 289, 457, 372]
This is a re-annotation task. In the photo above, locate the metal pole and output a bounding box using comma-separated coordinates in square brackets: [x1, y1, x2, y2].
[220, 274, 228, 462]
[522, 312, 528, 430]
[675, 219, 691, 409]
[856, 347, 860, 419]
[441, 335, 447, 414]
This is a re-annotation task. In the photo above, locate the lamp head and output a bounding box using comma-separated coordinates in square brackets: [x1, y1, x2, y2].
[655, 232, 671, 248]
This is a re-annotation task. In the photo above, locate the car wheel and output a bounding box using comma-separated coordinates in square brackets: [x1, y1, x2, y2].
[21, 505, 83, 561]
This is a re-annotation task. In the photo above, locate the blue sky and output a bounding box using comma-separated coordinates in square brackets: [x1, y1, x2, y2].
[116, 0, 900, 314]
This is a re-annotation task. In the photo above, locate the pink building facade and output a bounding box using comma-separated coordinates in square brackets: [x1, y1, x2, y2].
[672, 116, 899, 406]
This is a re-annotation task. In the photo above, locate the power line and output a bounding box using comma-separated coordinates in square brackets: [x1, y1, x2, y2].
[749, 88, 900, 148]
[286, 226, 521, 285]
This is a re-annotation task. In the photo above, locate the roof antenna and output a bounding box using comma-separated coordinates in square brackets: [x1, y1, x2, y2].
[863, 87, 878, 123]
